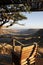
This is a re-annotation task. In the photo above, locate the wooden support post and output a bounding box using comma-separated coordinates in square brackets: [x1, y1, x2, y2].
[13, 39, 15, 51]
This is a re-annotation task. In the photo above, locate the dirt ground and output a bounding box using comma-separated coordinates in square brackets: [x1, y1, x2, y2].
[35, 47, 43, 65]
[35, 58, 43, 65]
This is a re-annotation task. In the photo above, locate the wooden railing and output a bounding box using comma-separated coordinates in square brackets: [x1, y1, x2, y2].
[13, 43, 38, 65]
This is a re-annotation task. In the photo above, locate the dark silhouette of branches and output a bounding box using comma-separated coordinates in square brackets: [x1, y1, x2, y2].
[0, 12, 27, 28]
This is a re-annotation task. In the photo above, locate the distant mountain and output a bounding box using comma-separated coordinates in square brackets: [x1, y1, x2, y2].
[0, 29, 19, 35]
[0, 29, 43, 46]
[33, 29, 43, 36]
[18, 29, 39, 35]
[0, 29, 40, 35]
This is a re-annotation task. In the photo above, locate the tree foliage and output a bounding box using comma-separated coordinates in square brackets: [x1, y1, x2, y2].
[0, 0, 43, 28]
[0, 4, 31, 28]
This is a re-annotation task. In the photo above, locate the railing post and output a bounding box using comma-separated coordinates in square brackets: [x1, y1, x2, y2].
[12, 39, 16, 65]
[13, 39, 15, 48]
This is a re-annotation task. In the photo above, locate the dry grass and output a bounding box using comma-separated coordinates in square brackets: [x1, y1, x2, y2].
[0, 44, 13, 55]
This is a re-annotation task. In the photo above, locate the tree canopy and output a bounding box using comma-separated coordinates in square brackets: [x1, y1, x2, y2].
[0, 0, 43, 28]
[0, 4, 31, 28]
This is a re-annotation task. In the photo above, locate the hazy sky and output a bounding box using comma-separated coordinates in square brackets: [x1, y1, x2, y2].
[4, 12, 43, 29]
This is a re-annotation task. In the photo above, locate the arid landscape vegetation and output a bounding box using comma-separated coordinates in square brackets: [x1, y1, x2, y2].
[0, 29, 43, 65]
[0, 44, 13, 65]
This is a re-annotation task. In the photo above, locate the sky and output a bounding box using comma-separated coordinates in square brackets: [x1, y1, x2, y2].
[4, 12, 43, 29]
